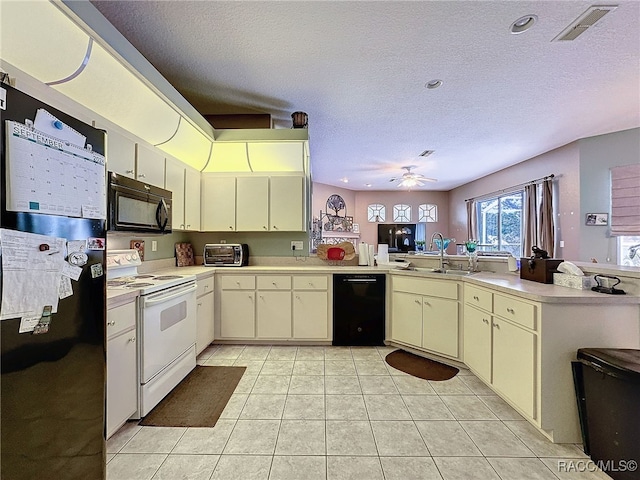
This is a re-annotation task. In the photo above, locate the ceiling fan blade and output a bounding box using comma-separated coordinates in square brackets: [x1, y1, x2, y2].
[416, 180, 425, 186]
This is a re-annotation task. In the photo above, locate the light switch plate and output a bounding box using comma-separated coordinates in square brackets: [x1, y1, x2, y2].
[151, 240, 158, 252]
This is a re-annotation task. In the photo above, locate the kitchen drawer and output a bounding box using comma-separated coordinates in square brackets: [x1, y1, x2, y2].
[465, 284, 492, 312]
[220, 275, 256, 290]
[107, 300, 136, 339]
[393, 276, 458, 300]
[197, 275, 214, 297]
[293, 275, 328, 290]
[257, 275, 292, 290]
[493, 293, 536, 330]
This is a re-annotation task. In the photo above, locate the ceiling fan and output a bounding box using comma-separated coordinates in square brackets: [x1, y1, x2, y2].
[389, 165, 437, 188]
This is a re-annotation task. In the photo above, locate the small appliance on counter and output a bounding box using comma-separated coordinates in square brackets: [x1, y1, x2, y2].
[204, 243, 249, 266]
[520, 246, 563, 284]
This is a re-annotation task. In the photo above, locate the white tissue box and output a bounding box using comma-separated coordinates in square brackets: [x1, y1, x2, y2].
[553, 273, 594, 290]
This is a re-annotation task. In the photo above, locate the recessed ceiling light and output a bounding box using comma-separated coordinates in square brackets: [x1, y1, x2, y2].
[510, 14, 538, 34]
[365, 183, 372, 187]
[340, 177, 349, 183]
[425, 79, 443, 89]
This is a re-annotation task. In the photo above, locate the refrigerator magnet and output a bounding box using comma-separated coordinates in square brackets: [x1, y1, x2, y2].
[68, 251, 88, 267]
[90, 263, 103, 278]
[87, 238, 105, 250]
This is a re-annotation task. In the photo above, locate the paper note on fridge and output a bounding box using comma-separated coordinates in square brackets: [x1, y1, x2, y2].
[0, 229, 66, 320]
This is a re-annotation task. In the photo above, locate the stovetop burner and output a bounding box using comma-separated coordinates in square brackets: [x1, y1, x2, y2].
[125, 282, 155, 288]
[153, 275, 183, 280]
[134, 274, 155, 279]
[107, 280, 129, 287]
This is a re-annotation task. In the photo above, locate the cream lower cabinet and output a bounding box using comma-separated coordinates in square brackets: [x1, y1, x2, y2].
[196, 275, 214, 354]
[463, 284, 536, 419]
[106, 299, 137, 439]
[293, 275, 330, 339]
[217, 273, 330, 341]
[390, 276, 460, 359]
[256, 276, 292, 338]
[220, 275, 256, 338]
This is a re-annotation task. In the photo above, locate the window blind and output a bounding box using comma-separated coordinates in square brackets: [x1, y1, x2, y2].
[611, 163, 640, 235]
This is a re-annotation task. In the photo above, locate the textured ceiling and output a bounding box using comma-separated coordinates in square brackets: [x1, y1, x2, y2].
[90, 0, 640, 191]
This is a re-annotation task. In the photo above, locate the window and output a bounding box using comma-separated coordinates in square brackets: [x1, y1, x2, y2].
[476, 191, 523, 257]
[618, 236, 640, 266]
[367, 204, 386, 222]
[418, 204, 438, 223]
[393, 204, 411, 222]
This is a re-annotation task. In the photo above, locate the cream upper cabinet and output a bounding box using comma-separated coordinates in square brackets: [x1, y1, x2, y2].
[201, 175, 236, 231]
[236, 176, 269, 231]
[270, 176, 304, 231]
[184, 166, 201, 231]
[135, 143, 165, 188]
[103, 127, 136, 178]
[165, 156, 185, 229]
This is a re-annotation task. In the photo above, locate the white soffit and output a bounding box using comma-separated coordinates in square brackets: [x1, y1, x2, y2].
[0, 1, 89, 83]
[53, 41, 179, 146]
[247, 143, 304, 172]
[203, 143, 251, 172]
[156, 119, 212, 171]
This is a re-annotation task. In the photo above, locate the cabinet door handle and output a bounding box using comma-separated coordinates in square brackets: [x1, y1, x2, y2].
[128, 336, 136, 343]
[296, 295, 301, 300]
[138, 174, 146, 178]
[473, 295, 479, 301]
[180, 224, 185, 228]
[273, 225, 278, 230]
[308, 283, 314, 288]
[229, 226, 233, 230]
[263, 226, 268, 230]
[197, 302, 202, 307]
[107, 320, 116, 326]
[414, 299, 421, 304]
[272, 282, 277, 287]
[125, 169, 134, 174]
[187, 224, 191, 228]
[493, 322, 500, 329]
[506, 308, 515, 314]
[482, 318, 489, 324]
[424, 301, 431, 306]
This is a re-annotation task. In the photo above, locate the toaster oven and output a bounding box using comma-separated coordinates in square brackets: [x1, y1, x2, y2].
[204, 244, 249, 266]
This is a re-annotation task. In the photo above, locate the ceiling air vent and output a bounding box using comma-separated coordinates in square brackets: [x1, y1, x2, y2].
[419, 150, 435, 157]
[552, 5, 618, 42]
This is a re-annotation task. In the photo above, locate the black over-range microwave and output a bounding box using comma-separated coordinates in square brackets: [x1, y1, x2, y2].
[107, 171, 172, 233]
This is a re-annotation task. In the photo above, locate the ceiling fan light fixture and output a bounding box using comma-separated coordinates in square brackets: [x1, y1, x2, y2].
[510, 14, 538, 34]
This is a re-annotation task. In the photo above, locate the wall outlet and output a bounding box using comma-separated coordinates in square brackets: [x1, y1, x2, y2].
[151, 240, 158, 252]
[291, 241, 304, 251]
[220, 239, 226, 244]
[559, 240, 565, 248]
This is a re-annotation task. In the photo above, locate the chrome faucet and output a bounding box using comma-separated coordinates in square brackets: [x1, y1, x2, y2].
[429, 232, 448, 272]
[629, 243, 640, 259]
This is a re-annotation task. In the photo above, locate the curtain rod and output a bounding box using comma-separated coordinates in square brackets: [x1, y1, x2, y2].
[465, 174, 555, 203]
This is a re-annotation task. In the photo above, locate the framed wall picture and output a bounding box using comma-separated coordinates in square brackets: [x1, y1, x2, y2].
[585, 213, 608, 226]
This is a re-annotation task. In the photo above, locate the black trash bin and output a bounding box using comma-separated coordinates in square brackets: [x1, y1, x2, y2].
[572, 348, 640, 480]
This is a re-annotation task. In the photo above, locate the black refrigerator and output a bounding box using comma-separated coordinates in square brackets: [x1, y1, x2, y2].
[0, 84, 106, 479]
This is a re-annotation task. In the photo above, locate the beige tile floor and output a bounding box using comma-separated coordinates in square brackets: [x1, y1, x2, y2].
[107, 345, 613, 480]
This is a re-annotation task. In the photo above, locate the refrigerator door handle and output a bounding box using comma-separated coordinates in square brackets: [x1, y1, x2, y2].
[156, 198, 169, 232]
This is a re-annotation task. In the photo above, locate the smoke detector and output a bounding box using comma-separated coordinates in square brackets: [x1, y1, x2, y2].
[552, 5, 618, 42]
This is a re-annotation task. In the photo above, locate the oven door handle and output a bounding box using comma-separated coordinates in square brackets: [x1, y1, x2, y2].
[143, 284, 197, 306]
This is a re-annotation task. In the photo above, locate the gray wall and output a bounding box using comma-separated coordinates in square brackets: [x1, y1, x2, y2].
[578, 128, 640, 263]
[107, 231, 192, 261]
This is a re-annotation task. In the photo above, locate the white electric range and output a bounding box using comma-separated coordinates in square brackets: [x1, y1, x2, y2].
[106, 250, 197, 418]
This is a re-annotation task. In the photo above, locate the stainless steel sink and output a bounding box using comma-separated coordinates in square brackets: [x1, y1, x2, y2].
[413, 268, 475, 276]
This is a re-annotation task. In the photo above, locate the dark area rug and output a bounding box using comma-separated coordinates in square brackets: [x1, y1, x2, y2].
[385, 349, 459, 381]
[139, 365, 245, 427]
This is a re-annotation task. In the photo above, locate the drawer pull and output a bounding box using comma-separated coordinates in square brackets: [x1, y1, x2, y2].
[107, 320, 116, 326]
[309, 283, 314, 287]
[272, 282, 277, 287]
[205, 284, 210, 290]
[473, 295, 479, 301]
[128, 336, 136, 343]
[296, 295, 301, 300]
[236, 281, 241, 286]
[506, 308, 515, 314]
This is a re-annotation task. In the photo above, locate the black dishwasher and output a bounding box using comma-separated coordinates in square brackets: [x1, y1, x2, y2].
[333, 274, 386, 346]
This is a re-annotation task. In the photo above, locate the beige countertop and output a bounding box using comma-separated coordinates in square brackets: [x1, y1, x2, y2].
[106, 264, 640, 306]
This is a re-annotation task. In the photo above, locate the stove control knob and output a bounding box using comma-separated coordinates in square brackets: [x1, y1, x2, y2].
[126, 254, 132, 261]
[131, 253, 138, 260]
